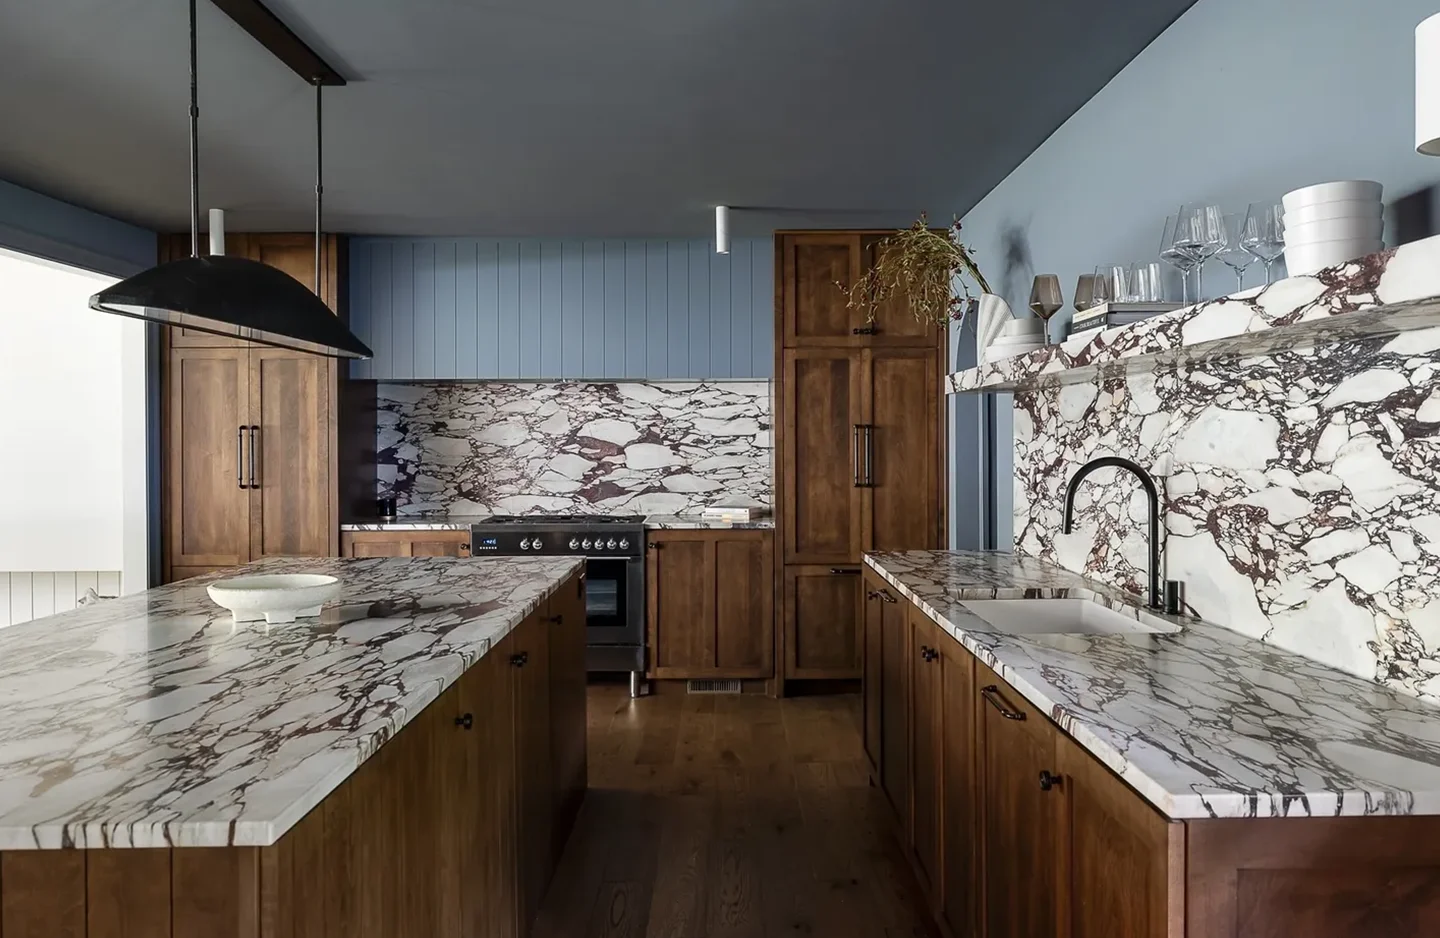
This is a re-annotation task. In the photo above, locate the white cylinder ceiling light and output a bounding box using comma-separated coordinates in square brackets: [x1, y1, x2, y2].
[208, 208, 226, 255]
[1418, 12, 1440, 155]
[715, 205, 731, 254]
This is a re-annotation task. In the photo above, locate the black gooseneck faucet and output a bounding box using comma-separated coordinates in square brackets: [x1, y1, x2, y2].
[1061, 456, 1168, 611]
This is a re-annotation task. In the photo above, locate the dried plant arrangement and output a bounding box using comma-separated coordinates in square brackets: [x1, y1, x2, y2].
[839, 213, 993, 327]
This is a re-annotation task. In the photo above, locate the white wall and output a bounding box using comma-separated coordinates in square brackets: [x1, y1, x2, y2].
[0, 247, 141, 575]
[958, 0, 1440, 543]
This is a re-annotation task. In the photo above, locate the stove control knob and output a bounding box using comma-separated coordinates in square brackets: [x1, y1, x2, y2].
[530, 536, 544, 550]
[618, 538, 629, 550]
[568, 538, 580, 550]
[606, 538, 617, 550]
[519, 538, 531, 551]
[582, 538, 593, 551]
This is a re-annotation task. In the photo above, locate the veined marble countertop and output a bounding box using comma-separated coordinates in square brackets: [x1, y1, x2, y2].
[866, 550, 1440, 820]
[341, 513, 775, 531]
[0, 556, 581, 850]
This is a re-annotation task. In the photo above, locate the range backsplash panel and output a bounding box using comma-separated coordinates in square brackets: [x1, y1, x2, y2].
[1015, 324, 1440, 702]
[377, 381, 772, 516]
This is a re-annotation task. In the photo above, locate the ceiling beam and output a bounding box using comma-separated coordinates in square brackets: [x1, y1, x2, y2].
[208, 0, 345, 86]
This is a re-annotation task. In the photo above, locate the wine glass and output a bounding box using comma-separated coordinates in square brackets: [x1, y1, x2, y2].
[1073, 274, 1098, 312]
[1029, 274, 1064, 321]
[1179, 204, 1226, 301]
[1218, 213, 1254, 293]
[1242, 202, 1286, 284]
[1159, 213, 1198, 304]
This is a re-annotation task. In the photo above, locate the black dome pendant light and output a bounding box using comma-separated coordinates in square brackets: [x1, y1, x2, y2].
[90, 0, 372, 360]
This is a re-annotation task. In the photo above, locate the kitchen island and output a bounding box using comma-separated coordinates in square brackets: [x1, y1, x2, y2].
[0, 556, 588, 938]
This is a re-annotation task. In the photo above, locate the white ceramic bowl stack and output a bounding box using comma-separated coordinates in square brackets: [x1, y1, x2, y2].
[1281, 180, 1384, 276]
[984, 318, 1046, 363]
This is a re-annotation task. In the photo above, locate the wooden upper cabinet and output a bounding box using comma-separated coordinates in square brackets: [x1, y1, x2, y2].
[864, 348, 942, 552]
[647, 530, 774, 680]
[860, 235, 942, 347]
[1057, 733, 1182, 938]
[782, 348, 864, 564]
[780, 233, 861, 346]
[979, 661, 1061, 938]
[249, 349, 332, 560]
[167, 347, 252, 569]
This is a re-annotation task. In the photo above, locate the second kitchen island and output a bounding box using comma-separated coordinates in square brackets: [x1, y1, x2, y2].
[0, 556, 587, 938]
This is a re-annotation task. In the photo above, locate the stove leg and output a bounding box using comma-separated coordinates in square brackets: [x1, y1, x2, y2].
[629, 670, 645, 699]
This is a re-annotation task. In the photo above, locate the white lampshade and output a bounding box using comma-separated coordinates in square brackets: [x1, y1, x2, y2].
[1418, 12, 1440, 155]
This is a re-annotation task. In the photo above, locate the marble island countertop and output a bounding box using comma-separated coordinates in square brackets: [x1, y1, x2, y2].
[342, 513, 774, 531]
[866, 550, 1440, 820]
[0, 555, 581, 850]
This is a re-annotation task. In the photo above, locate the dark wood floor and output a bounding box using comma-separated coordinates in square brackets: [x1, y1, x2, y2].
[533, 684, 938, 938]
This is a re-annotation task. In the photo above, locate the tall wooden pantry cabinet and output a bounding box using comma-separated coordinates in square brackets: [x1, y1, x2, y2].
[161, 233, 348, 583]
[774, 232, 946, 685]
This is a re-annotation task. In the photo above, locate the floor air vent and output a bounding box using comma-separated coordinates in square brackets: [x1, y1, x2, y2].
[687, 679, 743, 695]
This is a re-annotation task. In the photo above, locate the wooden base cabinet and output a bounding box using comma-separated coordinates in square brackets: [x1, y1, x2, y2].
[340, 530, 472, 558]
[783, 565, 863, 679]
[0, 573, 587, 938]
[864, 577, 1440, 938]
[647, 530, 774, 680]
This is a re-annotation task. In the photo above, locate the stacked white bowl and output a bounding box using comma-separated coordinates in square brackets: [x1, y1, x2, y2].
[984, 318, 1046, 363]
[1281, 180, 1384, 276]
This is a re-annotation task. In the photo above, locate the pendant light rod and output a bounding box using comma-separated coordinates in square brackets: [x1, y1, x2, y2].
[208, 0, 345, 86]
[189, 0, 201, 258]
[314, 78, 322, 292]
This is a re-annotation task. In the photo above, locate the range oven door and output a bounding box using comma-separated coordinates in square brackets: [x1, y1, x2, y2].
[583, 556, 643, 646]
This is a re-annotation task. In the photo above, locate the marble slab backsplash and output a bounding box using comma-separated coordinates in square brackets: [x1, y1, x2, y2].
[377, 381, 772, 516]
[1015, 325, 1440, 703]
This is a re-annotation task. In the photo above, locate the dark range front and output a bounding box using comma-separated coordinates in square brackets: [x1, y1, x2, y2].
[471, 515, 647, 695]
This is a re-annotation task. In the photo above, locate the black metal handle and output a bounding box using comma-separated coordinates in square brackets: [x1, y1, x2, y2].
[247, 426, 259, 489]
[648, 542, 662, 551]
[828, 567, 861, 575]
[981, 685, 1026, 721]
[236, 427, 245, 489]
[510, 652, 529, 667]
[864, 425, 875, 487]
[852, 326, 878, 335]
[1039, 770, 1061, 791]
[455, 712, 474, 730]
[922, 647, 938, 662]
[879, 589, 897, 605]
[852, 425, 863, 487]
[545, 615, 563, 625]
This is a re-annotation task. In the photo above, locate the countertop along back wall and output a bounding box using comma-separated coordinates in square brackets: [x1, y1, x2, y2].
[958, 0, 1440, 544]
[348, 237, 774, 381]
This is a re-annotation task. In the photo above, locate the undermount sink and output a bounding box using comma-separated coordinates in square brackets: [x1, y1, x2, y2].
[959, 598, 1181, 636]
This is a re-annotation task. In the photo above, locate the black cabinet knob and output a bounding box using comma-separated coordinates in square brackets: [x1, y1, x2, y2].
[510, 652, 529, 667]
[1039, 770, 1061, 791]
[455, 712, 474, 730]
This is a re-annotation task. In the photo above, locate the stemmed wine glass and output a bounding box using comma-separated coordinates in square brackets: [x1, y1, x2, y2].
[1029, 275, 1064, 342]
[1159, 214, 1198, 304]
[1242, 202, 1286, 284]
[1073, 274, 1098, 313]
[1178, 204, 1225, 301]
[1217, 213, 1255, 293]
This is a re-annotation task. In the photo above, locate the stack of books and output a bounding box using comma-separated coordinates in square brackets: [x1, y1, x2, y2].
[1067, 302, 1181, 342]
[701, 504, 769, 523]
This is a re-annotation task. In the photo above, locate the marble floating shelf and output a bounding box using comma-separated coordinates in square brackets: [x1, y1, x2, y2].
[947, 235, 1440, 395]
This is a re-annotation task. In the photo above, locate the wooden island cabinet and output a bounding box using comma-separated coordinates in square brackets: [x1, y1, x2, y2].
[862, 566, 1440, 938]
[0, 572, 587, 938]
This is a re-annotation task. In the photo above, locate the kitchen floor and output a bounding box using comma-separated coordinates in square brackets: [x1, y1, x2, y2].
[533, 685, 937, 938]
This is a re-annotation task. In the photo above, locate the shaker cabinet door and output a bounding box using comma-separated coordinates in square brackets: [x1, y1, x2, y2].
[860, 235, 942, 347]
[782, 349, 865, 564]
[249, 348, 333, 560]
[863, 348, 942, 553]
[779, 233, 863, 346]
[783, 565, 862, 679]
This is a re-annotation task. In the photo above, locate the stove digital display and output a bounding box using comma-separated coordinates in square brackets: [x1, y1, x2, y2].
[475, 537, 499, 550]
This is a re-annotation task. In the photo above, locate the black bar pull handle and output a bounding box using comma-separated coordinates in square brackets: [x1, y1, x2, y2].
[852, 425, 863, 487]
[980, 685, 1026, 721]
[863, 425, 875, 487]
[247, 425, 259, 489]
[828, 567, 861, 576]
[236, 427, 245, 489]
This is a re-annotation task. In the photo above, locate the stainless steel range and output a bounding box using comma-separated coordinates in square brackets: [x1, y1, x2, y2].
[470, 514, 646, 695]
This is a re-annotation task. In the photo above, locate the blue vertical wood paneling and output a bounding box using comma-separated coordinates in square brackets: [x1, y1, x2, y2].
[348, 236, 772, 380]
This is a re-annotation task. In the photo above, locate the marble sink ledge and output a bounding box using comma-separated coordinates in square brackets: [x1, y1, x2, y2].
[0, 555, 581, 850]
[865, 550, 1440, 820]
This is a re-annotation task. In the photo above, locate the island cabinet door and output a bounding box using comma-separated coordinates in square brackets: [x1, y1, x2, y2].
[1055, 732, 1183, 938]
[909, 608, 942, 897]
[513, 613, 554, 937]
[877, 582, 910, 823]
[937, 628, 979, 938]
[979, 661, 1060, 938]
[861, 570, 886, 778]
[548, 573, 588, 857]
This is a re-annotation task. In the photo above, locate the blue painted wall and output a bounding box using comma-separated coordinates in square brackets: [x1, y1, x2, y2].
[956, 0, 1440, 547]
[0, 179, 154, 277]
[349, 237, 773, 380]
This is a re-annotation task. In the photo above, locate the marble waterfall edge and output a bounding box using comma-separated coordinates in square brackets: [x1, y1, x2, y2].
[377, 381, 772, 517]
